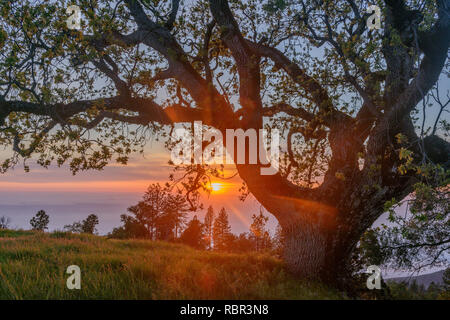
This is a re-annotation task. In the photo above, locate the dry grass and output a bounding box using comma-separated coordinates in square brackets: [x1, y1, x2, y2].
[0, 229, 341, 300]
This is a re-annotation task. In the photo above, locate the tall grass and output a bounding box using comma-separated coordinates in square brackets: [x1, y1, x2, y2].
[0, 229, 341, 300]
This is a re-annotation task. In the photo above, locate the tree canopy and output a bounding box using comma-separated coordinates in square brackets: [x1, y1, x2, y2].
[0, 0, 449, 284]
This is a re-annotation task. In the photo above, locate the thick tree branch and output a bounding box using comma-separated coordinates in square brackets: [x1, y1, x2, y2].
[387, 50, 448, 127]
[0, 96, 211, 128]
[246, 41, 353, 127]
[209, 0, 263, 127]
[262, 102, 314, 122]
[124, 0, 236, 129]
[13, 120, 58, 157]
[92, 57, 131, 97]
[165, 0, 181, 30]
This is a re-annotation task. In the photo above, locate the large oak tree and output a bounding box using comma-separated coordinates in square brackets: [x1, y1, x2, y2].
[0, 0, 449, 286]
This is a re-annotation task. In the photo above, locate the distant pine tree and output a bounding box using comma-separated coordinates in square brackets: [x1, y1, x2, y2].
[124, 184, 189, 240]
[180, 215, 205, 249]
[231, 232, 254, 253]
[273, 223, 285, 256]
[108, 214, 148, 239]
[213, 207, 231, 251]
[249, 209, 272, 252]
[204, 206, 214, 250]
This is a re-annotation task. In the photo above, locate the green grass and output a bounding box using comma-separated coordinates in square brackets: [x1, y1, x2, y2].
[0, 229, 341, 300]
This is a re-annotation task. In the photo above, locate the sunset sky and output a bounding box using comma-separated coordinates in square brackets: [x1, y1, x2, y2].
[0, 139, 277, 235]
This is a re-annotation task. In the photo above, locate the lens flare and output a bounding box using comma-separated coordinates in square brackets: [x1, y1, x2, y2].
[210, 182, 222, 192]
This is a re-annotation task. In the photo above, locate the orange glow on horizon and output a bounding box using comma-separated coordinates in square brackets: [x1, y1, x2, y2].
[0, 180, 152, 193]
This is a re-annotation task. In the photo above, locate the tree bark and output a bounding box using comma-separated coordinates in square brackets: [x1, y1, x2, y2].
[280, 207, 350, 286]
[283, 220, 329, 280]
[281, 208, 364, 287]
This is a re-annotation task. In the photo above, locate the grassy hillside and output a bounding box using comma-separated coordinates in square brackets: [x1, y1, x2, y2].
[0, 230, 340, 300]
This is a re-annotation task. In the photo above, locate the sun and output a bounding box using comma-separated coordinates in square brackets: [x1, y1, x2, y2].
[210, 182, 222, 192]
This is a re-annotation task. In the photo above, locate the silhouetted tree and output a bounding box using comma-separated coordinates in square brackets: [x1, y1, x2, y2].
[163, 193, 190, 239]
[230, 232, 254, 253]
[81, 214, 99, 234]
[127, 184, 167, 240]
[249, 209, 272, 252]
[109, 214, 149, 239]
[213, 207, 232, 251]
[63, 221, 83, 233]
[64, 214, 99, 234]
[112, 184, 190, 240]
[30, 210, 49, 231]
[180, 215, 206, 249]
[204, 206, 215, 250]
[272, 223, 285, 256]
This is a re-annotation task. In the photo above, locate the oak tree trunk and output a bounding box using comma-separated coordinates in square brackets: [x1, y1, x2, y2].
[282, 218, 357, 287]
[281, 213, 349, 286]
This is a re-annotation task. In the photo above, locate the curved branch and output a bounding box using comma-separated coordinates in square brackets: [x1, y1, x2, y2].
[209, 0, 263, 126]
[92, 57, 130, 97]
[124, 0, 236, 128]
[246, 41, 353, 127]
[165, 0, 181, 30]
[13, 120, 58, 157]
[0, 96, 214, 128]
[262, 102, 314, 122]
